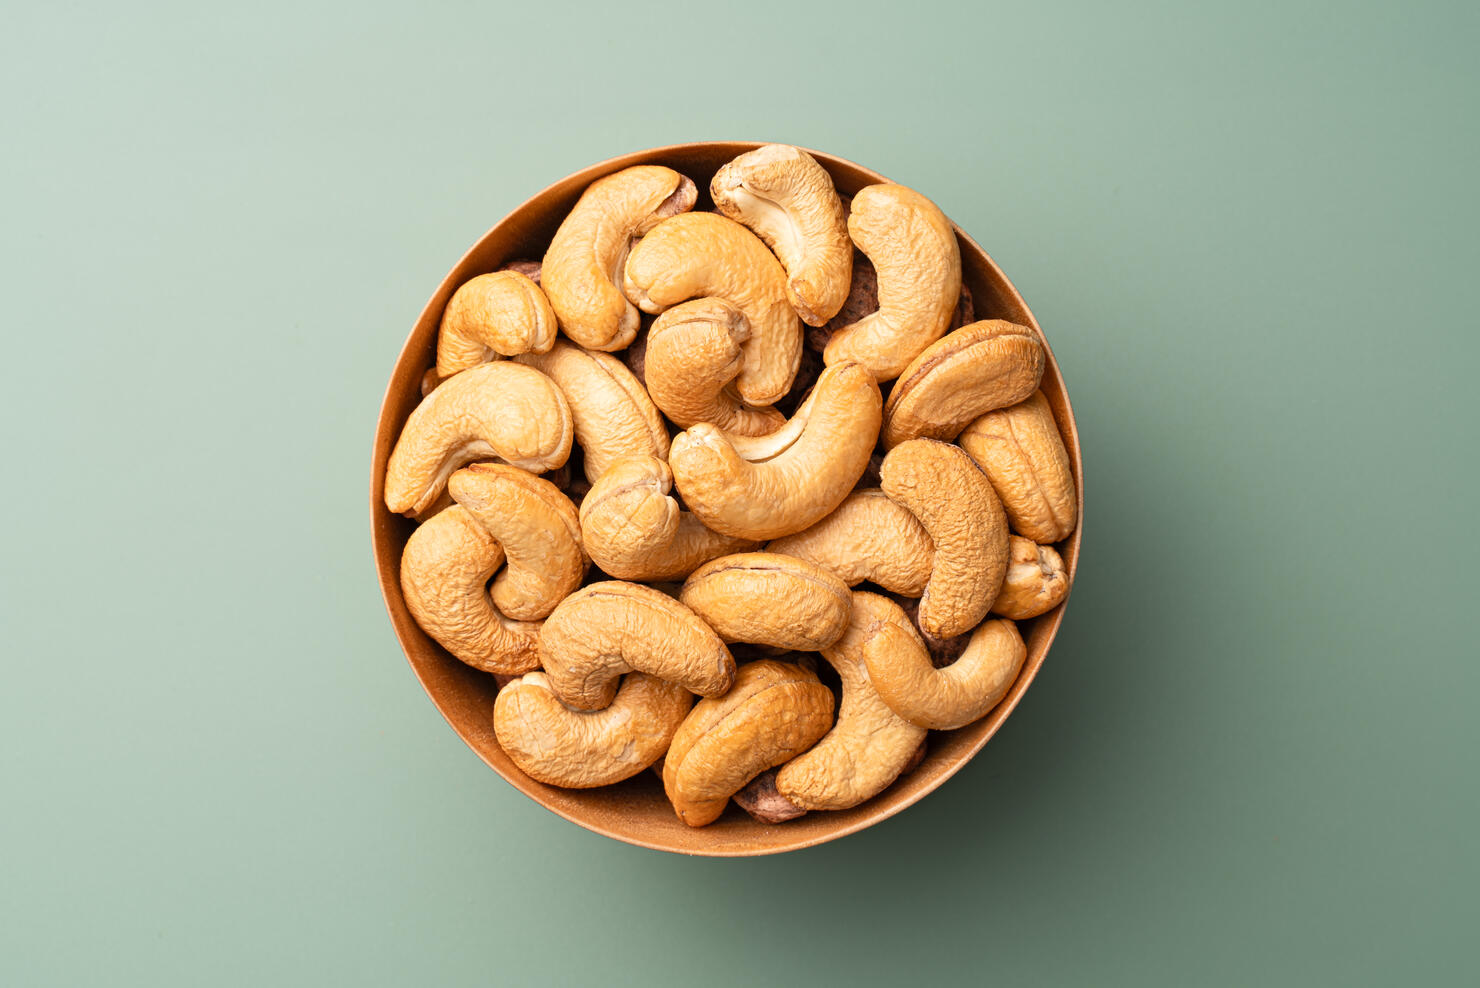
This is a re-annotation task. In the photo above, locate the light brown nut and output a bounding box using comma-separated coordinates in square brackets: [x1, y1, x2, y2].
[663, 660, 835, 827]
[733, 769, 807, 824]
[679, 552, 852, 650]
[644, 298, 786, 437]
[399, 505, 541, 674]
[578, 456, 757, 582]
[992, 536, 1071, 619]
[766, 490, 935, 596]
[668, 361, 882, 540]
[436, 271, 557, 378]
[853, 594, 1025, 730]
[622, 211, 802, 406]
[881, 439, 1009, 639]
[775, 593, 928, 811]
[539, 581, 735, 710]
[710, 144, 852, 327]
[514, 341, 670, 484]
[822, 184, 962, 381]
[384, 361, 573, 516]
[958, 389, 1078, 543]
[448, 464, 587, 621]
[881, 320, 1045, 449]
[493, 671, 692, 788]
[541, 165, 697, 350]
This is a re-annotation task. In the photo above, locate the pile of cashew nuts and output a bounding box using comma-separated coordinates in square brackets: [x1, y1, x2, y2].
[385, 145, 1078, 827]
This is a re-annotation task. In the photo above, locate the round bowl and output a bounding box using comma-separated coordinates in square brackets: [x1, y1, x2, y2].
[371, 141, 1083, 856]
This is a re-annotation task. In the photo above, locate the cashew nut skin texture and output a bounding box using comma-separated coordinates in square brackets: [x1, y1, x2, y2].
[766, 489, 935, 596]
[957, 389, 1078, 544]
[447, 463, 587, 622]
[623, 211, 802, 407]
[539, 581, 736, 711]
[823, 183, 962, 382]
[881, 320, 1045, 449]
[493, 671, 692, 789]
[881, 439, 1009, 640]
[399, 505, 541, 675]
[711, 144, 852, 327]
[679, 552, 852, 651]
[578, 456, 757, 583]
[668, 360, 882, 541]
[541, 165, 698, 351]
[663, 659, 835, 827]
[854, 593, 1026, 730]
[436, 270, 557, 378]
[384, 361, 573, 517]
[992, 536, 1071, 620]
[775, 593, 928, 811]
[514, 341, 670, 484]
[644, 298, 786, 437]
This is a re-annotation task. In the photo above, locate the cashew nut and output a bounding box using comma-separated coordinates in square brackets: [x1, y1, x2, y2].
[775, 592, 928, 811]
[679, 552, 851, 650]
[881, 320, 1045, 449]
[668, 360, 882, 540]
[447, 463, 586, 621]
[957, 389, 1077, 544]
[514, 341, 669, 483]
[644, 298, 786, 437]
[663, 659, 835, 827]
[822, 183, 962, 381]
[539, 581, 735, 710]
[436, 270, 556, 378]
[398, 505, 541, 674]
[541, 165, 697, 350]
[493, 671, 692, 788]
[622, 211, 801, 406]
[993, 536, 1070, 619]
[766, 490, 935, 596]
[733, 769, 807, 823]
[881, 439, 1009, 639]
[710, 144, 851, 327]
[384, 361, 573, 516]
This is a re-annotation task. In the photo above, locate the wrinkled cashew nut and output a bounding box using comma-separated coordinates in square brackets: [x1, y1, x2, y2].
[958, 389, 1078, 544]
[679, 552, 852, 650]
[436, 270, 556, 378]
[992, 536, 1071, 620]
[644, 298, 786, 437]
[767, 489, 935, 596]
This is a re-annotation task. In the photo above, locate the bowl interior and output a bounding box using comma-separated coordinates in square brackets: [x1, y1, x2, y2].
[370, 142, 1083, 856]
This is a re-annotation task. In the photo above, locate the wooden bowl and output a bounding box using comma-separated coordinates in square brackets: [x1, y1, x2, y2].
[370, 142, 1083, 856]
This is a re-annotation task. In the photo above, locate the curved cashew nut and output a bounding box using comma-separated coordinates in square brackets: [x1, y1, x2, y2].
[668, 361, 882, 540]
[882, 320, 1045, 449]
[663, 660, 834, 827]
[767, 490, 935, 596]
[958, 389, 1077, 544]
[881, 439, 1009, 639]
[541, 165, 697, 350]
[823, 184, 961, 381]
[514, 341, 669, 483]
[384, 361, 573, 516]
[493, 671, 692, 788]
[775, 592, 927, 811]
[679, 552, 852, 650]
[436, 270, 556, 378]
[539, 581, 735, 710]
[623, 211, 802, 406]
[993, 536, 1071, 619]
[398, 505, 541, 674]
[711, 144, 852, 327]
[644, 298, 786, 437]
[578, 456, 757, 582]
[447, 463, 587, 621]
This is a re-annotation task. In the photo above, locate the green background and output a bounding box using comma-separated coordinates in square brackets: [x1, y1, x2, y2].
[3, 1, 1475, 983]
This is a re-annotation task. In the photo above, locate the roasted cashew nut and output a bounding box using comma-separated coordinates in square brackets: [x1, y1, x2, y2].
[541, 165, 697, 350]
[958, 389, 1077, 544]
[539, 581, 735, 710]
[384, 361, 572, 516]
[436, 270, 556, 378]
[993, 536, 1071, 619]
[822, 183, 961, 381]
[679, 552, 852, 650]
[766, 489, 935, 596]
[494, 671, 692, 788]
[398, 505, 541, 674]
[663, 660, 834, 827]
[644, 298, 786, 437]
[711, 144, 852, 327]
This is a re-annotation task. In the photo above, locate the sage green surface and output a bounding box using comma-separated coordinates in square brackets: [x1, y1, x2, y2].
[2, 1, 1475, 984]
